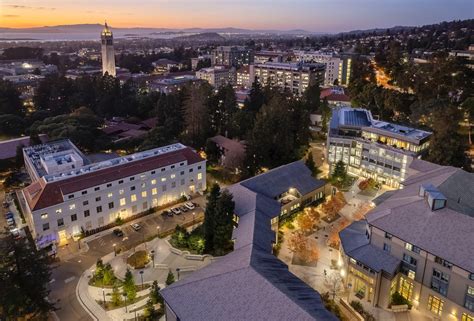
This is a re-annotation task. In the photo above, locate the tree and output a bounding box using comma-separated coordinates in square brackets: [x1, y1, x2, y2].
[183, 82, 212, 147]
[305, 154, 320, 177]
[303, 84, 321, 112]
[461, 97, 474, 145]
[203, 183, 221, 253]
[111, 285, 122, 307]
[0, 79, 24, 116]
[427, 102, 468, 168]
[0, 114, 26, 136]
[143, 298, 157, 320]
[123, 268, 137, 301]
[0, 232, 56, 319]
[213, 190, 235, 256]
[166, 270, 175, 286]
[102, 263, 114, 286]
[150, 280, 164, 305]
[331, 160, 348, 186]
[297, 212, 316, 234]
[205, 139, 221, 165]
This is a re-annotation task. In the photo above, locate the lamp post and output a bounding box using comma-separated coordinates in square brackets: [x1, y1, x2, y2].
[113, 243, 117, 256]
[156, 225, 160, 237]
[102, 286, 106, 307]
[139, 270, 144, 290]
[123, 292, 128, 313]
[151, 250, 155, 267]
[133, 305, 137, 321]
[176, 268, 181, 281]
[192, 212, 196, 226]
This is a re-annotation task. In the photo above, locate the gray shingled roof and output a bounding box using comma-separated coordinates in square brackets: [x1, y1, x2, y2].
[161, 162, 336, 321]
[367, 166, 474, 272]
[339, 220, 400, 275]
[240, 161, 326, 199]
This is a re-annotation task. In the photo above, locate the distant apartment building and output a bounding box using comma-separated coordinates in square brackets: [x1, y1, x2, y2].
[211, 46, 254, 67]
[294, 50, 352, 86]
[449, 45, 474, 69]
[236, 65, 252, 89]
[148, 75, 199, 94]
[327, 107, 431, 187]
[21, 140, 206, 249]
[253, 50, 291, 64]
[339, 163, 474, 321]
[152, 59, 184, 74]
[196, 66, 236, 88]
[191, 55, 211, 70]
[251, 61, 325, 96]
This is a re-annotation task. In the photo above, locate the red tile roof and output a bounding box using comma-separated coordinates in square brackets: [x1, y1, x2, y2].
[23, 147, 204, 211]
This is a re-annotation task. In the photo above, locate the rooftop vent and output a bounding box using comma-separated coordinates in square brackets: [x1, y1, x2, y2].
[419, 183, 447, 211]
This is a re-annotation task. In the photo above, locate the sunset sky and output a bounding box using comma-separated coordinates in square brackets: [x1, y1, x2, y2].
[1, 0, 472, 32]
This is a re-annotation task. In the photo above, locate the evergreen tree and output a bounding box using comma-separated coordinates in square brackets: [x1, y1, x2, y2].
[111, 285, 122, 306]
[166, 270, 175, 286]
[332, 160, 347, 184]
[305, 155, 320, 177]
[303, 84, 321, 112]
[123, 268, 137, 301]
[150, 280, 164, 305]
[143, 298, 157, 320]
[183, 82, 212, 147]
[213, 190, 235, 256]
[203, 183, 221, 253]
[0, 79, 25, 116]
[0, 232, 56, 319]
[244, 80, 265, 113]
[205, 139, 222, 165]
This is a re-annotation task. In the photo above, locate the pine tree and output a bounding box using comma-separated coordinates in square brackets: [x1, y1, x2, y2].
[332, 160, 347, 185]
[305, 155, 320, 177]
[111, 285, 122, 307]
[166, 270, 175, 286]
[203, 183, 221, 253]
[213, 190, 235, 256]
[303, 84, 321, 112]
[123, 268, 136, 301]
[150, 280, 164, 305]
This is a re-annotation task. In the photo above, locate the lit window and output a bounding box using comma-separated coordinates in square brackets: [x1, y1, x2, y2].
[69, 204, 76, 210]
[141, 182, 146, 188]
[119, 189, 124, 195]
[108, 193, 113, 198]
[56, 209, 62, 215]
[428, 295, 443, 315]
[131, 194, 137, 202]
[161, 177, 166, 182]
[171, 174, 176, 179]
[142, 191, 147, 198]
[197, 173, 203, 180]
[152, 188, 157, 195]
[120, 198, 126, 206]
[151, 179, 156, 185]
[41, 213, 48, 219]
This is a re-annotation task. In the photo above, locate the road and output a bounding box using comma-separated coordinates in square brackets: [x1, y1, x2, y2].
[48, 197, 205, 321]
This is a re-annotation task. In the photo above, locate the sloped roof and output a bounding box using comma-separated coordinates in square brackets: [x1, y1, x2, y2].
[161, 162, 336, 321]
[240, 161, 326, 199]
[366, 166, 474, 272]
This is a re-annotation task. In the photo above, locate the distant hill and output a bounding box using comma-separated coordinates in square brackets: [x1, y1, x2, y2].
[173, 32, 226, 41]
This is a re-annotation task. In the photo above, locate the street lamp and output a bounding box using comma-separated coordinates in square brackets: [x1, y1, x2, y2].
[151, 250, 155, 267]
[139, 270, 144, 290]
[133, 305, 137, 321]
[176, 268, 181, 281]
[156, 225, 160, 237]
[192, 212, 196, 226]
[113, 243, 117, 256]
[102, 286, 106, 307]
[122, 292, 128, 312]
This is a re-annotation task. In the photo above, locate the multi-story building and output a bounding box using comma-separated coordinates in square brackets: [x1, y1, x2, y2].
[253, 50, 291, 64]
[211, 46, 253, 67]
[339, 163, 474, 321]
[20, 140, 206, 249]
[101, 22, 116, 76]
[196, 66, 236, 88]
[236, 65, 252, 89]
[148, 75, 199, 94]
[294, 50, 352, 86]
[161, 161, 336, 321]
[327, 107, 431, 187]
[251, 62, 325, 96]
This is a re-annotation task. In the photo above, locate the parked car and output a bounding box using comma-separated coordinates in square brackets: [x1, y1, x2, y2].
[131, 223, 141, 231]
[7, 218, 15, 227]
[171, 207, 181, 215]
[179, 205, 189, 212]
[162, 210, 173, 217]
[5, 212, 14, 219]
[113, 228, 124, 237]
[185, 202, 195, 210]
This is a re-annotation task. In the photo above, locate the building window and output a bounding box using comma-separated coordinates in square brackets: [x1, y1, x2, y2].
[68, 194, 74, 199]
[180, 171, 184, 175]
[141, 191, 147, 198]
[130, 177, 135, 181]
[431, 269, 449, 296]
[141, 182, 146, 188]
[470, 273, 474, 281]
[161, 168, 165, 172]
[402, 254, 417, 266]
[161, 177, 166, 182]
[462, 313, 474, 321]
[83, 200, 89, 206]
[120, 198, 126, 206]
[81, 190, 87, 195]
[152, 188, 157, 195]
[465, 286, 474, 312]
[69, 204, 76, 210]
[57, 218, 64, 227]
[405, 242, 421, 254]
[198, 165, 202, 170]
[162, 185, 167, 192]
[96, 206, 102, 213]
[41, 213, 48, 219]
[96, 197, 101, 202]
[181, 179, 185, 185]
[189, 168, 194, 173]
[434, 257, 453, 269]
[171, 174, 176, 179]
[119, 180, 124, 184]
[108, 202, 114, 209]
[131, 194, 137, 202]
[107, 183, 112, 188]
[385, 232, 392, 240]
[108, 193, 113, 198]
[56, 209, 62, 215]
[383, 243, 391, 252]
[130, 186, 136, 191]
[84, 210, 90, 217]
[71, 214, 77, 222]
[151, 171, 156, 175]
[119, 189, 124, 195]
[151, 179, 156, 185]
[198, 173, 203, 180]
[427, 295, 443, 316]
[94, 187, 100, 191]
[42, 223, 49, 231]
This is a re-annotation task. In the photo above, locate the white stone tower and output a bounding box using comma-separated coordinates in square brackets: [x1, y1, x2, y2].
[101, 21, 116, 76]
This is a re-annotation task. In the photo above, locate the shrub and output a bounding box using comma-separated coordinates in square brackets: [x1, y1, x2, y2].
[166, 270, 175, 286]
[127, 250, 150, 269]
[350, 300, 364, 314]
[187, 234, 205, 254]
[391, 291, 412, 309]
[115, 217, 124, 225]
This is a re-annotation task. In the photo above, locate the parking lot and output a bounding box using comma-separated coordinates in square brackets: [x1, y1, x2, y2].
[85, 197, 205, 257]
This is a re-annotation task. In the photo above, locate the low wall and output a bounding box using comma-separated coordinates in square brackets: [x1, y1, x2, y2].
[339, 298, 364, 321]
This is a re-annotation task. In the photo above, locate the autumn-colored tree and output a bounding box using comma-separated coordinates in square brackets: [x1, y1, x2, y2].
[297, 213, 316, 233]
[307, 208, 321, 223]
[328, 218, 350, 248]
[300, 245, 320, 263]
[322, 192, 346, 218]
[287, 231, 306, 253]
[288, 231, 320, 263]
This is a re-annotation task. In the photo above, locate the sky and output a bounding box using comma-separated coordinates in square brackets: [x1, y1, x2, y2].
[1, 0, 473, 32]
